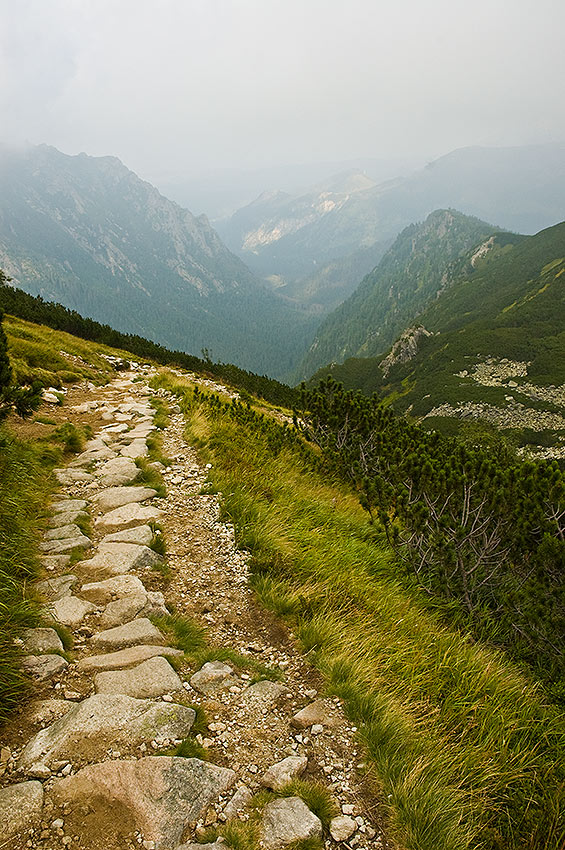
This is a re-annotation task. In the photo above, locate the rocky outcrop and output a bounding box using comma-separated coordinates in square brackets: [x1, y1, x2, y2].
[380, 324, 434, 377]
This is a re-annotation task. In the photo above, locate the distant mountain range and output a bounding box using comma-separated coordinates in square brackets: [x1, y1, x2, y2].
[298, 209, 500, 378]
[0, 144, 315, 380]
[308, 218, 565, 451]
[219, 143, 565, 314]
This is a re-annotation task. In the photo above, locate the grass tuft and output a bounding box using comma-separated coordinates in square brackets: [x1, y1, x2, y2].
[278, 780, 339, 829]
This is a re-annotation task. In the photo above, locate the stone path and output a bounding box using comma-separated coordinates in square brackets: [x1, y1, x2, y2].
[0, 365, 385, 850]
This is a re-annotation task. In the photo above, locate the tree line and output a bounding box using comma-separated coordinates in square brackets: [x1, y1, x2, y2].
[0, 272, 298, 409]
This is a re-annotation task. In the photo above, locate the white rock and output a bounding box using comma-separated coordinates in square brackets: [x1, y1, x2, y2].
[330, 815, 357, 842]
[0, 781, 44, 842]
[49, 595, 96, 627]
[261, 756, 308, 790]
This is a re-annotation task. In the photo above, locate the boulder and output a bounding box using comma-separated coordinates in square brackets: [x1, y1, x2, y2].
[91, 617, 166, 651]
[99, 593, 147, 629]
[94, 656, 182, 698]
[261, 756, 308, 791]
[18, 695, 195, 769]
[92, 486, 157, 513]
[50, 757, 235, 849]
[190, 661, 238, 695]
[261, 797, 322, 849]
[223, 784, 252, 820]
[21, 654, 68, 681]
[290, 700, 338, 729]
[0, 781, 44, 843]
[40, 554, 72, 572]
[55, 469, 94, 485]
[35, 574, 78, 602]
[49, 510, 89, 528]
[21, 628, 63, 654]
[52, 499, 88, 513]
[329, 815, 357, 842]
[77, 644, 183, 674]
[28, 699, 74, 726]
[239, 680, 287, 708]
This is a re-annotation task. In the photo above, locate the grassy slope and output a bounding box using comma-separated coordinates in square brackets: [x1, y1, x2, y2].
[2, 313, 564, 849]
[155, 370, 565, 850]
[0, 317, 124, 719]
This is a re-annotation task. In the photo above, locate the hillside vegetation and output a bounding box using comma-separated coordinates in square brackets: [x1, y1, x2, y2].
[311, 221, 565, 450]
[153, 369, 565, 850]
[299, 209, 503, 378]
[1, 309, 564, 850]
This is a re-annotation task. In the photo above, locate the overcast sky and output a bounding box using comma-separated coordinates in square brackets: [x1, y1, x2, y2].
[1, 0, 564, 187]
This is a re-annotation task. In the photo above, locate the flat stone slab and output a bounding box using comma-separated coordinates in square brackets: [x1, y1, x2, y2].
[79, 574, 147, 605]
[19, 695, 196, 770]
[261, 756, 308, 791]
[49, 595, 97, 627]
[0, 781, 44, 844]
[99, 592, 148, 629]
[70, 446, 116, 465]
[21, 628, 63, 654]
[50, 757, 235, 849]
[44, 523, 83, 541]
[77, 542, 163, 577]
[239, 680, 287, 708]
[35, 574, 77, 601]
[97, 458, 141, 487]
[40, 554, 72, 572]
[190, 661, 238, 695]
[261, 797, 322, 849]
[91, 617, 166, 651]
[40, 534, 92, 554]
[101, 524, 154, 546]
[22, 654, 68, 681]
[49, 510, 89, 528]
[92, 486, 157, 513]
[52, 499, 88, 513]
[55, 469, 94, 485]
[77, 644, 183, 674]
[120, 440, 149, 458]
[96, 502, 164, 528]
[95, 655, 182, 698]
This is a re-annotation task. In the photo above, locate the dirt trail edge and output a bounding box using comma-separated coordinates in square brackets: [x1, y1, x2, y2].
[0, 363, 387, 850]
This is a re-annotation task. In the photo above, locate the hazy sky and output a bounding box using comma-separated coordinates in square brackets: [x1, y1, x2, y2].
[1, 0, 564, 186]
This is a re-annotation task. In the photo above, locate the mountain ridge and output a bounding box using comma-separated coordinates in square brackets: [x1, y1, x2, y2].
[0, 143, 316, 380]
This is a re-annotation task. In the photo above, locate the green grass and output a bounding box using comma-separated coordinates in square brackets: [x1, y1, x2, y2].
[146, 431, 172, 466]
[0, 429, 56, 721]
[4, 315, 116, 387]
[135, 456, 167, 497]
[149, 396, 170, 430]
[155, 373, 565, 850]
[152, 612, 281, 682]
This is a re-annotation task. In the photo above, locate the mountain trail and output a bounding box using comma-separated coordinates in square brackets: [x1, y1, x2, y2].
[0, 365, 386, 850]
